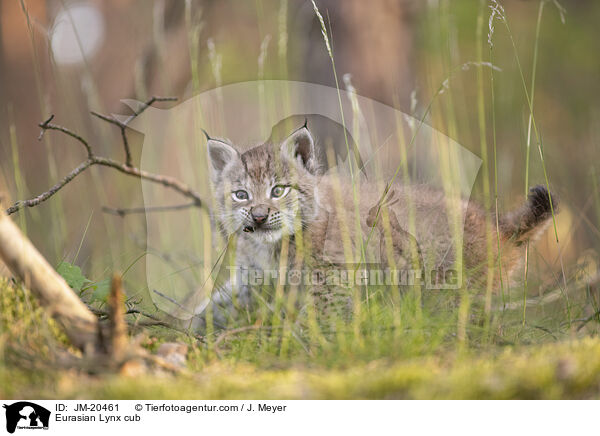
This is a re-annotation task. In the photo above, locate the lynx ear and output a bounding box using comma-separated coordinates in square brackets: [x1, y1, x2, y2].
[280, 125, 316, 172]
[206, 136, 238, 176]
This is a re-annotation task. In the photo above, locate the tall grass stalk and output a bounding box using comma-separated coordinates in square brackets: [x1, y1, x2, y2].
[521, 0, 546, 327]
[8, 111, 28, 235]
[476, 0, 496, 341]
[491, 0, 570, 325]
[185, 0, 204, 94]
[592, 166, 600, 232]
[310, 1, 368, 304]
[207, 38, 226, 133]
[277, 0, 293, 120]
[278, 0, 289, 78]
[488, 2, 506, 308]
[524, 1, 545, 195]
[439, 0, 468, 348]
[492, 1, 558, 242]
[73, 211, 94, 264]
[18, 0, 68, 257]
[258, 34, 273, 138]
[309, 3, 352, 180]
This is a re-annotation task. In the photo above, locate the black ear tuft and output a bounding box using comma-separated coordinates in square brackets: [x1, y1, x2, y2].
[201, 128, 211, 141]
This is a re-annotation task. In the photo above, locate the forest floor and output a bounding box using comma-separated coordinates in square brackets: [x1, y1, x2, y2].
[2, 278, 600, 400]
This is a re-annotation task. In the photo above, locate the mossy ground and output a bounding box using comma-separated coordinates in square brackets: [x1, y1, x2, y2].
[2, 278, 599, 400]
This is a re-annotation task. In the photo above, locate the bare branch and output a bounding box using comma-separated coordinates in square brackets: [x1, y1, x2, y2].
[90, 110, 132, 165]
[5, 160, 93, 215]
[91, 156, 204, 205]
[5, 96, 205, 216]
[38, 115, 93, 157]
[123, 96, 178, 125]
[6, 156, 203, 215]
[152, 289, 193, 314]
[576, 309, 600, 332]
[125, 308, 164, 321]
[120, 128, 131, 166]
[91, 95, 178, 167]
[89, 305, 203, 339]
[90, 111, 126, 128]
[102, 202, 197, 217]
[37, 114, 54, 139]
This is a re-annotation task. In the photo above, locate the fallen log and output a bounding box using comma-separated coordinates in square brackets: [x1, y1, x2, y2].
[0, 200, 101, 352]
[0, 199, 188, 374]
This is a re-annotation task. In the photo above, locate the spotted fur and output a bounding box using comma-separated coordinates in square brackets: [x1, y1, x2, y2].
[204, 126, 559, 326]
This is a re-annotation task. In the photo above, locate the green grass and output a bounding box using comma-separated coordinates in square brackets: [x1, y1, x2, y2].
[2, 279, 600, 400]
[2, 0, 600, 399]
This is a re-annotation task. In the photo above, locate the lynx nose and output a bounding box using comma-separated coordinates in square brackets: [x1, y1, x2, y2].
[251, 205, 270, 225]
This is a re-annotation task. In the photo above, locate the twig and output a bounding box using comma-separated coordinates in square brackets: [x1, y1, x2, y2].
[108, 274, 128, 361]
[91, 156, 203, 204]
[89, 304, 171, 324]
[38, 114, 93, 157]
[575, 309, 600, 332]
[496, 285, 570, 311]
[91, 95, 177, 166]
[213, 324, 267, 357]
[6, 96, 202, 216]
[526, 322, 558, 340]
[90, 110, 126, 128]
[133, 320, 174, 328]
[214, 324, 265, 349]
[152, 289, 193, 314]
[6, 160, 94, 215]
[123, 96, 178, 124]
[88, 305, 203, 339]
[102, 202, 197, 217]
[125, 308, 164, 322]
[6, 156, 203, 215]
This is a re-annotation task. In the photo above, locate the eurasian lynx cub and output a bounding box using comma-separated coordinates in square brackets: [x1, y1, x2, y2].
[205, 124, 557, 322]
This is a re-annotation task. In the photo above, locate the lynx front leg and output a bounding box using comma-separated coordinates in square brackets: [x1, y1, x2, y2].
[309, 277, 353, 332]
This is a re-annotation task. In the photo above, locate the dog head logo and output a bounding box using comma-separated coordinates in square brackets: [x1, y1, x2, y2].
[3, 402, 50, 434]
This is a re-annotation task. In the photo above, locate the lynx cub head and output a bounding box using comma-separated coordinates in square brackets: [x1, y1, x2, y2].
[207, 126, 320, 244]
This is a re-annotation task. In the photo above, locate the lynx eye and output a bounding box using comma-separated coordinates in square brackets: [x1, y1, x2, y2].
[270, 185, 290, 199]
[232, 190, 249, 201]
